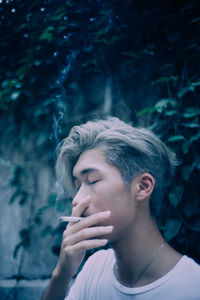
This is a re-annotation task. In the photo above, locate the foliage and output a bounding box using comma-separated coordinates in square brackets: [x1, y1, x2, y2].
[154, 98, 200, 261]
[2, 0, 199, 136]
[0, 0, 200, 266]
[138, 72, 200, 262]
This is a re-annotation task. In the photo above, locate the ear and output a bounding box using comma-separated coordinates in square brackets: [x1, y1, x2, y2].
[134, 173, 155, 202]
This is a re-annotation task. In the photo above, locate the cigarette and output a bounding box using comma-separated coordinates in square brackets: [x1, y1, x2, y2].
[58, 216, 85, 223]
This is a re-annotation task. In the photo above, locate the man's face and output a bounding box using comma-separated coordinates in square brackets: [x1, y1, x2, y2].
[72, 148, 138, 241]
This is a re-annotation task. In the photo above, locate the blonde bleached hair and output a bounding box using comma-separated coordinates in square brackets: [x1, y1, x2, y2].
[56, 117, 178, 218]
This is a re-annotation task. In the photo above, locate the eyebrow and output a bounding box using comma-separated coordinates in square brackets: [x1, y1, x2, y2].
[72, 168, 100, 180]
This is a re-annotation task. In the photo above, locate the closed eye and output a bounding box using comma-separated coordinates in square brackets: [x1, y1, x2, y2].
[74, 180, 98, 191]
[88, 180, 99, 185]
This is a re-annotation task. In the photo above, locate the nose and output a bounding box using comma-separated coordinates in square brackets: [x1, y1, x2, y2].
[72, 185, 89, 207]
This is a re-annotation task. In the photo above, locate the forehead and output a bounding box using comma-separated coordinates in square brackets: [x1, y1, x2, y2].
[73, 148, 111, 177]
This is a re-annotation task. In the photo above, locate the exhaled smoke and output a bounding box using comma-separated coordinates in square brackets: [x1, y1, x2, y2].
[51, 51, 76, 146]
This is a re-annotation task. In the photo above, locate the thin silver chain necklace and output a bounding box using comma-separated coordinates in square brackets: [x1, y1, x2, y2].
[114, 240, 166, 287]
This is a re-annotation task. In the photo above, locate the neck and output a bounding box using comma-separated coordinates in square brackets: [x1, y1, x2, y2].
[110, 215, 181, 287]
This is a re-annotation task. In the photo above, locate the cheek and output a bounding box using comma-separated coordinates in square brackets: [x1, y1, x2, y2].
[105, 188, 135, 225]
[93, 183, 132, 214]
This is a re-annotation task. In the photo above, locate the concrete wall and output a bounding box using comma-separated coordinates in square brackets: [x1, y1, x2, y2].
[0, 143, 63, 299]
[0, 279, 50, 300]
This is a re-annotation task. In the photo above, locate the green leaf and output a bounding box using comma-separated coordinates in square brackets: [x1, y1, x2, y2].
[177, 85, 195, 98]
[189, 17, 200, 24]
[152, 77, 171, 85]
[10, 91, 20, 101]
[40, 26, 54, 42]
[164, 110, 177, 116]
[181, 140, 190, 154]
[169, 185, 184, 207]
[50, 8, 66, 21]
[155, 99, 176, 113]
[137, 107, 155, 116]
[191, 81, 200, 86]
[181, 122, 200, 128]
[34, 60, 42, 67]
[164, 219, 182, 241]
[183, 108, 200, 118]
[168, 135, 184, 142]
[190, 132, 200, 143]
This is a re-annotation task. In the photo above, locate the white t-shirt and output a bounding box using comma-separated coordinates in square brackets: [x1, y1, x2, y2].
[65, 249, 200, 300]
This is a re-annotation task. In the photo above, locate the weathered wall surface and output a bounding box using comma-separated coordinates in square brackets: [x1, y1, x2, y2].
[0, 280, 50, 300]
[0, 143, 60, 299]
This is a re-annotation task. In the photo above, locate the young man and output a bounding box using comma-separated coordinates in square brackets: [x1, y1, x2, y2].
[42, 117, 200, 300]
